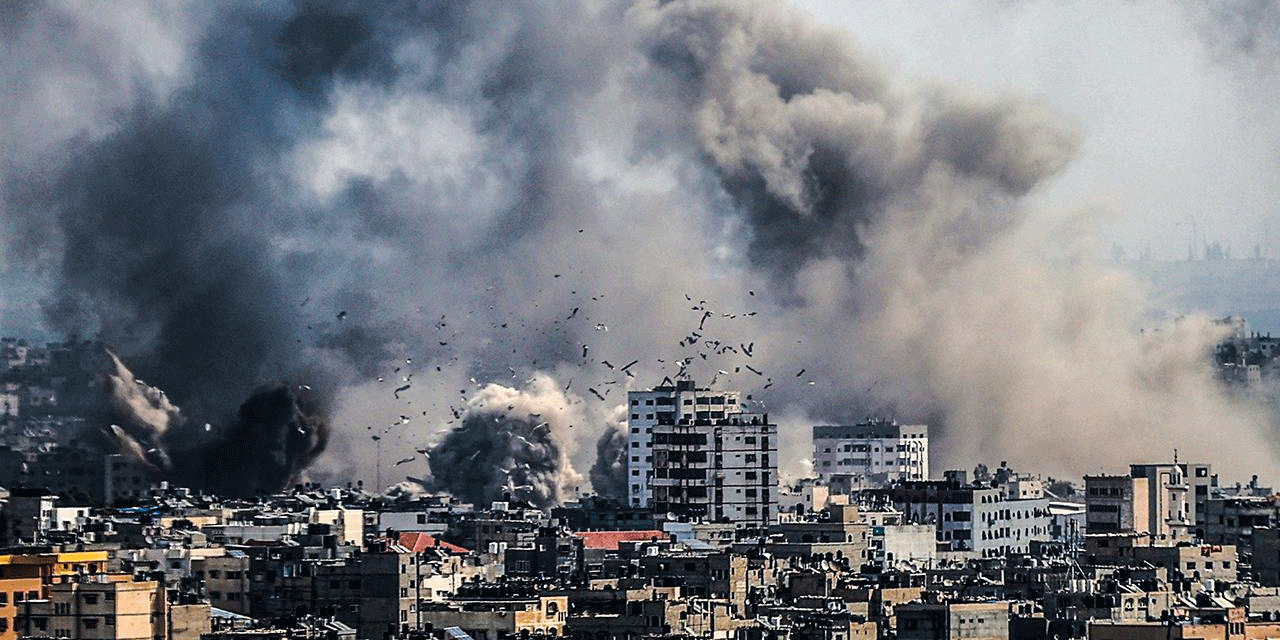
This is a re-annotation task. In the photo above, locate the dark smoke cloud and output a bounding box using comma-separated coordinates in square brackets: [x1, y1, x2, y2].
[101, 351, 328, 497]
[169, 386, 329, 497]
[588, 421, 628, 500]
[424, 378, 583, 508]
[2, 0, 1277, 492]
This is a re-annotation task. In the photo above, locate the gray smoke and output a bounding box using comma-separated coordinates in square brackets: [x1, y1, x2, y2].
[99, 351, 329, 497]
[588, 412, 629, 500]
[2, 0, 1276, 491]
[424, 377, 584, 508]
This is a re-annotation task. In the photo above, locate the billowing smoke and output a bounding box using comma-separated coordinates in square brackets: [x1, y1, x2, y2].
[588, 408, 629, 500]
[101, 352, 328, 497]
[424, 377, 584, 508]
[2, 0, 1278, 492]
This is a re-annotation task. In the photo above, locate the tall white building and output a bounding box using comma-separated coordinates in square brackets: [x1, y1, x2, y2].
[627, 380, 778, 526]
[812, 419, 928, 486]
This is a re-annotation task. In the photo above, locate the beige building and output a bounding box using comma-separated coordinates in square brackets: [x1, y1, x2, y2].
[16, 575, 209, 640]
[420, 593, 568, 640]
[0, 551, 110, 640]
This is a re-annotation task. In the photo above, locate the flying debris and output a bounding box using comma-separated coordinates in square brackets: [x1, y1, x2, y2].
[394, 456, 416, 466]
[424, 381, 580, 509]
[393, 384, 411, 398]
[588, 387, 605, 401]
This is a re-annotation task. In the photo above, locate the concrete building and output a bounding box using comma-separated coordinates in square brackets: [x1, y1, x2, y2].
[812, 420, 928, 487]
[874, 479, 1051, 558]
[18, 575, 170, 640]
[1086, 464, 1198, 540]
[1084, 475, 1145, 534]
[1203, 495, 1273, 553]
[896, 601, 1010, 640]
[2, 488, 57, 545]
[627, 380, 741, 507]
[420, 588, 567, 640]
[629, 380, 778, 527]
[769, 504, 871, 564]
[1130, 463, 1192, 540]
[1252, 527, 1280, 586]
[0, 550, 111, 640]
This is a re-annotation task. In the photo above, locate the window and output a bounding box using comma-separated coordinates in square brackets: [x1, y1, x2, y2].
[208, 570, 221, 579]
[0, 593, 6, 605]
[0, 619, 7, 632]
[1186, 562, 1196, 570]
[82, 594, 98, 605]
[83, 619, 98, 630]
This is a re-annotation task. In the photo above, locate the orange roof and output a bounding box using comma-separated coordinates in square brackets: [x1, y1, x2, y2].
[398, 531, 470, 554]
[572, 530, 667, 551]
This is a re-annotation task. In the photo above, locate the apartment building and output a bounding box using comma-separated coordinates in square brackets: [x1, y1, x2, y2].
[628, 380, 778, 527]
[813, 420, 929, 487]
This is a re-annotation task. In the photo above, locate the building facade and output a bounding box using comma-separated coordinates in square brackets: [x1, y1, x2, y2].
[812, 420, 928, 487]
[628, 381, 778, 527]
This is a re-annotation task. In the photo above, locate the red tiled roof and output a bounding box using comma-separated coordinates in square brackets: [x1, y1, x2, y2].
[572, 530, 667, 551]
[398, 531, 470, 554]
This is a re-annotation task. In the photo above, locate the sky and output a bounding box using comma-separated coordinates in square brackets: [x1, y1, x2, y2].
[2, 0, 1279, 498]
[795, 0, 1280, 263]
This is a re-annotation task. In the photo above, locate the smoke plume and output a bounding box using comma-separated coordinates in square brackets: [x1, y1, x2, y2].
[588, 409, 629, 500]
[101, 352, 328, 497]
[424, 377, 584, 508]
[2, 0, 1277, 493]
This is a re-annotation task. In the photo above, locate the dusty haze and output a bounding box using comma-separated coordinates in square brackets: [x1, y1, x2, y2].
[2, 0, 1277, 497]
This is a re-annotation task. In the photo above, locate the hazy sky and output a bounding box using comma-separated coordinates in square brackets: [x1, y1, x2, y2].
[794, 0, 1280, 261]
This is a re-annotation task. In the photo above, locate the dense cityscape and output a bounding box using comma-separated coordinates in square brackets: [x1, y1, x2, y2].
[6, 1, 1280, 640]
[1, 331, 1280, 640]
